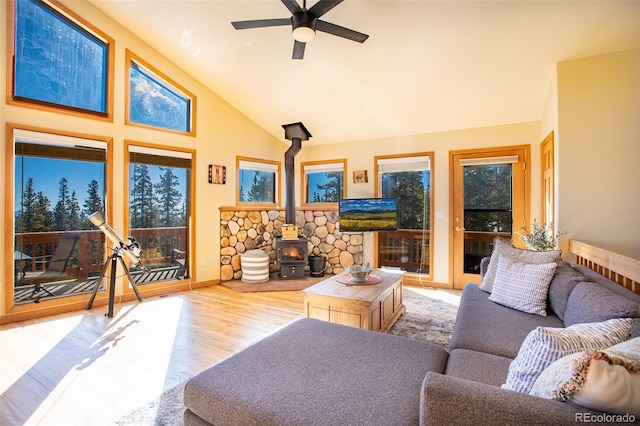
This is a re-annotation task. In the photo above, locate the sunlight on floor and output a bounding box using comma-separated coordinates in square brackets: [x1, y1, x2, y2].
[404, 285, 462, 306]
[2, 295, 187, 425]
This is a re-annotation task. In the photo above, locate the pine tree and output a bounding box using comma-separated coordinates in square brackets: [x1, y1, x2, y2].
[83, 179, 103, 217]
[314, 171, 343, 202]
[389, 171, 425, 230]
[53, 177, 71, 230]
[67, 190, 82, 230]
[156, 167, 183, 226]
[130, 164, 156, 228]
[32, 192, 53, 232]
[18, 177, 37, 232]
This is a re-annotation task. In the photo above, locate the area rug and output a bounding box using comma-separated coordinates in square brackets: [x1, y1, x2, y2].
[116, 289, 459, 425]
[388, 289, 460, 349]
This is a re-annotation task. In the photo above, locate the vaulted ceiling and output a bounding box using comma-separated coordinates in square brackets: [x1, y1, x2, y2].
[89, 0, 640, 144]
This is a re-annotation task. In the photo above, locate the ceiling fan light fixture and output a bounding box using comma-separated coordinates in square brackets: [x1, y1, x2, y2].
[292, 25, 316, 42]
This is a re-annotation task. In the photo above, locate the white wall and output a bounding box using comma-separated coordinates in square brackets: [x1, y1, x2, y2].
[298, 122, 542, 285]
[556, 49, 640, 259]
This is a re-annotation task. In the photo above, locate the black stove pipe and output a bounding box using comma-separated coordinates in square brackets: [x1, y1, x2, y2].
[284, 138, 302, 224]
[281, 122, 312, 225]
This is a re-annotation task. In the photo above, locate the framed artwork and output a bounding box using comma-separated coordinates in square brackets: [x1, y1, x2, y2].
[353, 170, 368, 183]
[209, 164, 226, 184]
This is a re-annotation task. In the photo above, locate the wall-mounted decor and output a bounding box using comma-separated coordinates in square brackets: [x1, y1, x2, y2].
[353, 170, 368, 183]
[209, 164, 226, 184]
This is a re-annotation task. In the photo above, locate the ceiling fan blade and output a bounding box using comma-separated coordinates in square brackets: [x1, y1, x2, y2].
[232, 18, 291, 30]
[281, 0, 303, 15]
[316, 20, 369, 43]
[308, 0, 343, 18]
[292, 40, 306, 60]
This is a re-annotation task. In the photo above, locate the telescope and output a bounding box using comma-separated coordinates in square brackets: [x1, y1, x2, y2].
[89, 211, 144, 269]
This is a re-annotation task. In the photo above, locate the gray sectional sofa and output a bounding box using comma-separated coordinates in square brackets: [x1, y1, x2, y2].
[184, 260, 640, 425]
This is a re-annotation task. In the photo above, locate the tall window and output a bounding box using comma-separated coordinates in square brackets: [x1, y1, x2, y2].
[375, 153, 433, 278]
[11, 0, 112, 116]
[301, 160, 346, 204]
[126, 50, 196, 135]
[127, 144, 192, 285]
[12, 128, 108, 305]
[237, 157, 280, 205]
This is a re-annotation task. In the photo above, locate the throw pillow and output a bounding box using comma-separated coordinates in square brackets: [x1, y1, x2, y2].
[547, 261, 590, 320]
[479, 237, 561, 293]
[529, 337, 640, 416]
[564, 282, 640, 327]
[488, 256, 557, 316]
[502, 318, 633, 394]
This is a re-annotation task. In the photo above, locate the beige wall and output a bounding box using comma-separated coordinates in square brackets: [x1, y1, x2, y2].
[555, 49, 640, 259]
[0, 0, 282, 317]
[298, 121, 542, 284]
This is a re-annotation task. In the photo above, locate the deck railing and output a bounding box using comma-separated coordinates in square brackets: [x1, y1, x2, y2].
[378, 229, 508, 273]
[15, 227, 187, 281]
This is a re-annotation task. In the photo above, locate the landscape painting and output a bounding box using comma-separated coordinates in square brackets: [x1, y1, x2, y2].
[339, 198, 397, 232]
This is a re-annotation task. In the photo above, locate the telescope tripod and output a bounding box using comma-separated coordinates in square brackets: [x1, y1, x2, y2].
[86, 248, 143, 318]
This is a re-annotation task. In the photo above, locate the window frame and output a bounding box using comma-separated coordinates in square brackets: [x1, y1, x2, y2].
[374, 152, 434, 282]
[300, 159, 347, 208]
[125, 50, 197, 136]
[124, 140, 196, 291]
[4, 122, 114, 316]
[236, 156, 281, 207]
[7, 0, 115, 121]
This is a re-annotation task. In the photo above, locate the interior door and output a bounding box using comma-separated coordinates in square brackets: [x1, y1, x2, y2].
[450, 146, 529, 289]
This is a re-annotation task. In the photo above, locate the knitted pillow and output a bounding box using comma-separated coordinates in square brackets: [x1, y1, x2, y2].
[489, 256, 557, 316]
[502, 318, 633, 394]
[530, 337, 640, 416]
[479, 237, 561, 293]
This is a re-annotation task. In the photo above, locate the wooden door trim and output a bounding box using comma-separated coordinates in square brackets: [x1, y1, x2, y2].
[448, 145, 530, 289]
[540, 131, 554, 232]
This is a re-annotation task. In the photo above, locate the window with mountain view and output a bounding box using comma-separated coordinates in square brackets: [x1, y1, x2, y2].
[375, 154, 433, 278]
[12, 0, 111, 115]
[128, 145, 192, 285]
[127, 51, 195, 134]
[237, 157, 279, 204]
[302, 160, 346, 204]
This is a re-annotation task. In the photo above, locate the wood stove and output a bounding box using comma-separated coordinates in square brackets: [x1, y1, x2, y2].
[276, 237, 308, 279]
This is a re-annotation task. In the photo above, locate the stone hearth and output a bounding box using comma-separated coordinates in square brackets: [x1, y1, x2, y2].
[220, 208, 363, 281]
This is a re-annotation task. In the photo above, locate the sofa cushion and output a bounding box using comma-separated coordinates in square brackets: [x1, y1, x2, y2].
[502, 318, 633, 394]
[444, 348, 512, 387]
[573, 265, 640, 304]
[564, 282, 640, 327]
[488, 256, 557, 316]
[546, 262, 590, 320]
[184, 318, 449, 426]
[529, 337, 640, 416]
[479, 237, 561, 293]
[448, 284, 564, 359]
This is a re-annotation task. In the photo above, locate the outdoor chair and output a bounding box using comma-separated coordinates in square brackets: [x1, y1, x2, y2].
[171, 248, 187, 279]
[25, 232, 81, 297]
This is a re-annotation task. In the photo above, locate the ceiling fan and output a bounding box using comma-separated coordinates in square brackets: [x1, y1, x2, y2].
[231, 0, 369, 59]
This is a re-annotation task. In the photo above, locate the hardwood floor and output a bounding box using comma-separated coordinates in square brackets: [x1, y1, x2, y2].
[0, 283, 306, 425]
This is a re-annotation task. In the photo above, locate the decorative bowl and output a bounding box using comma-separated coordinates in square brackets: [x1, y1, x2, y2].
[346, 264, 373, 283]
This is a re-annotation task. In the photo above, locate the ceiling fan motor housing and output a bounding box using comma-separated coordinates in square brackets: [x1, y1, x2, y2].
[292, 11, 317, 42]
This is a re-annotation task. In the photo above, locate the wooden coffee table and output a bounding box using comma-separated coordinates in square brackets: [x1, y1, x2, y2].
[301, 269, 405, 332]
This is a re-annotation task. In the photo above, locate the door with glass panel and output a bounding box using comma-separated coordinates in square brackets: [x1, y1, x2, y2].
[450, 147, 529, 289]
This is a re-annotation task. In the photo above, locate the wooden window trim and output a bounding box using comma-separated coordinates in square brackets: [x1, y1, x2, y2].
[236, 156, 281, 207]
[6, 0, 115, 122]
[125, 49, 197, 136]
[300, 158, 347, 208]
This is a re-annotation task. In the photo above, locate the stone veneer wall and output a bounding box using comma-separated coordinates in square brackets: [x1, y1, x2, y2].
[220, 208, 363, 281]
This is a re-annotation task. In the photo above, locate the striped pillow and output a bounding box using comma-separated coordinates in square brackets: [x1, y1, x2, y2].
[502, 318, 633, 394]
[488, 256, 557, 316]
